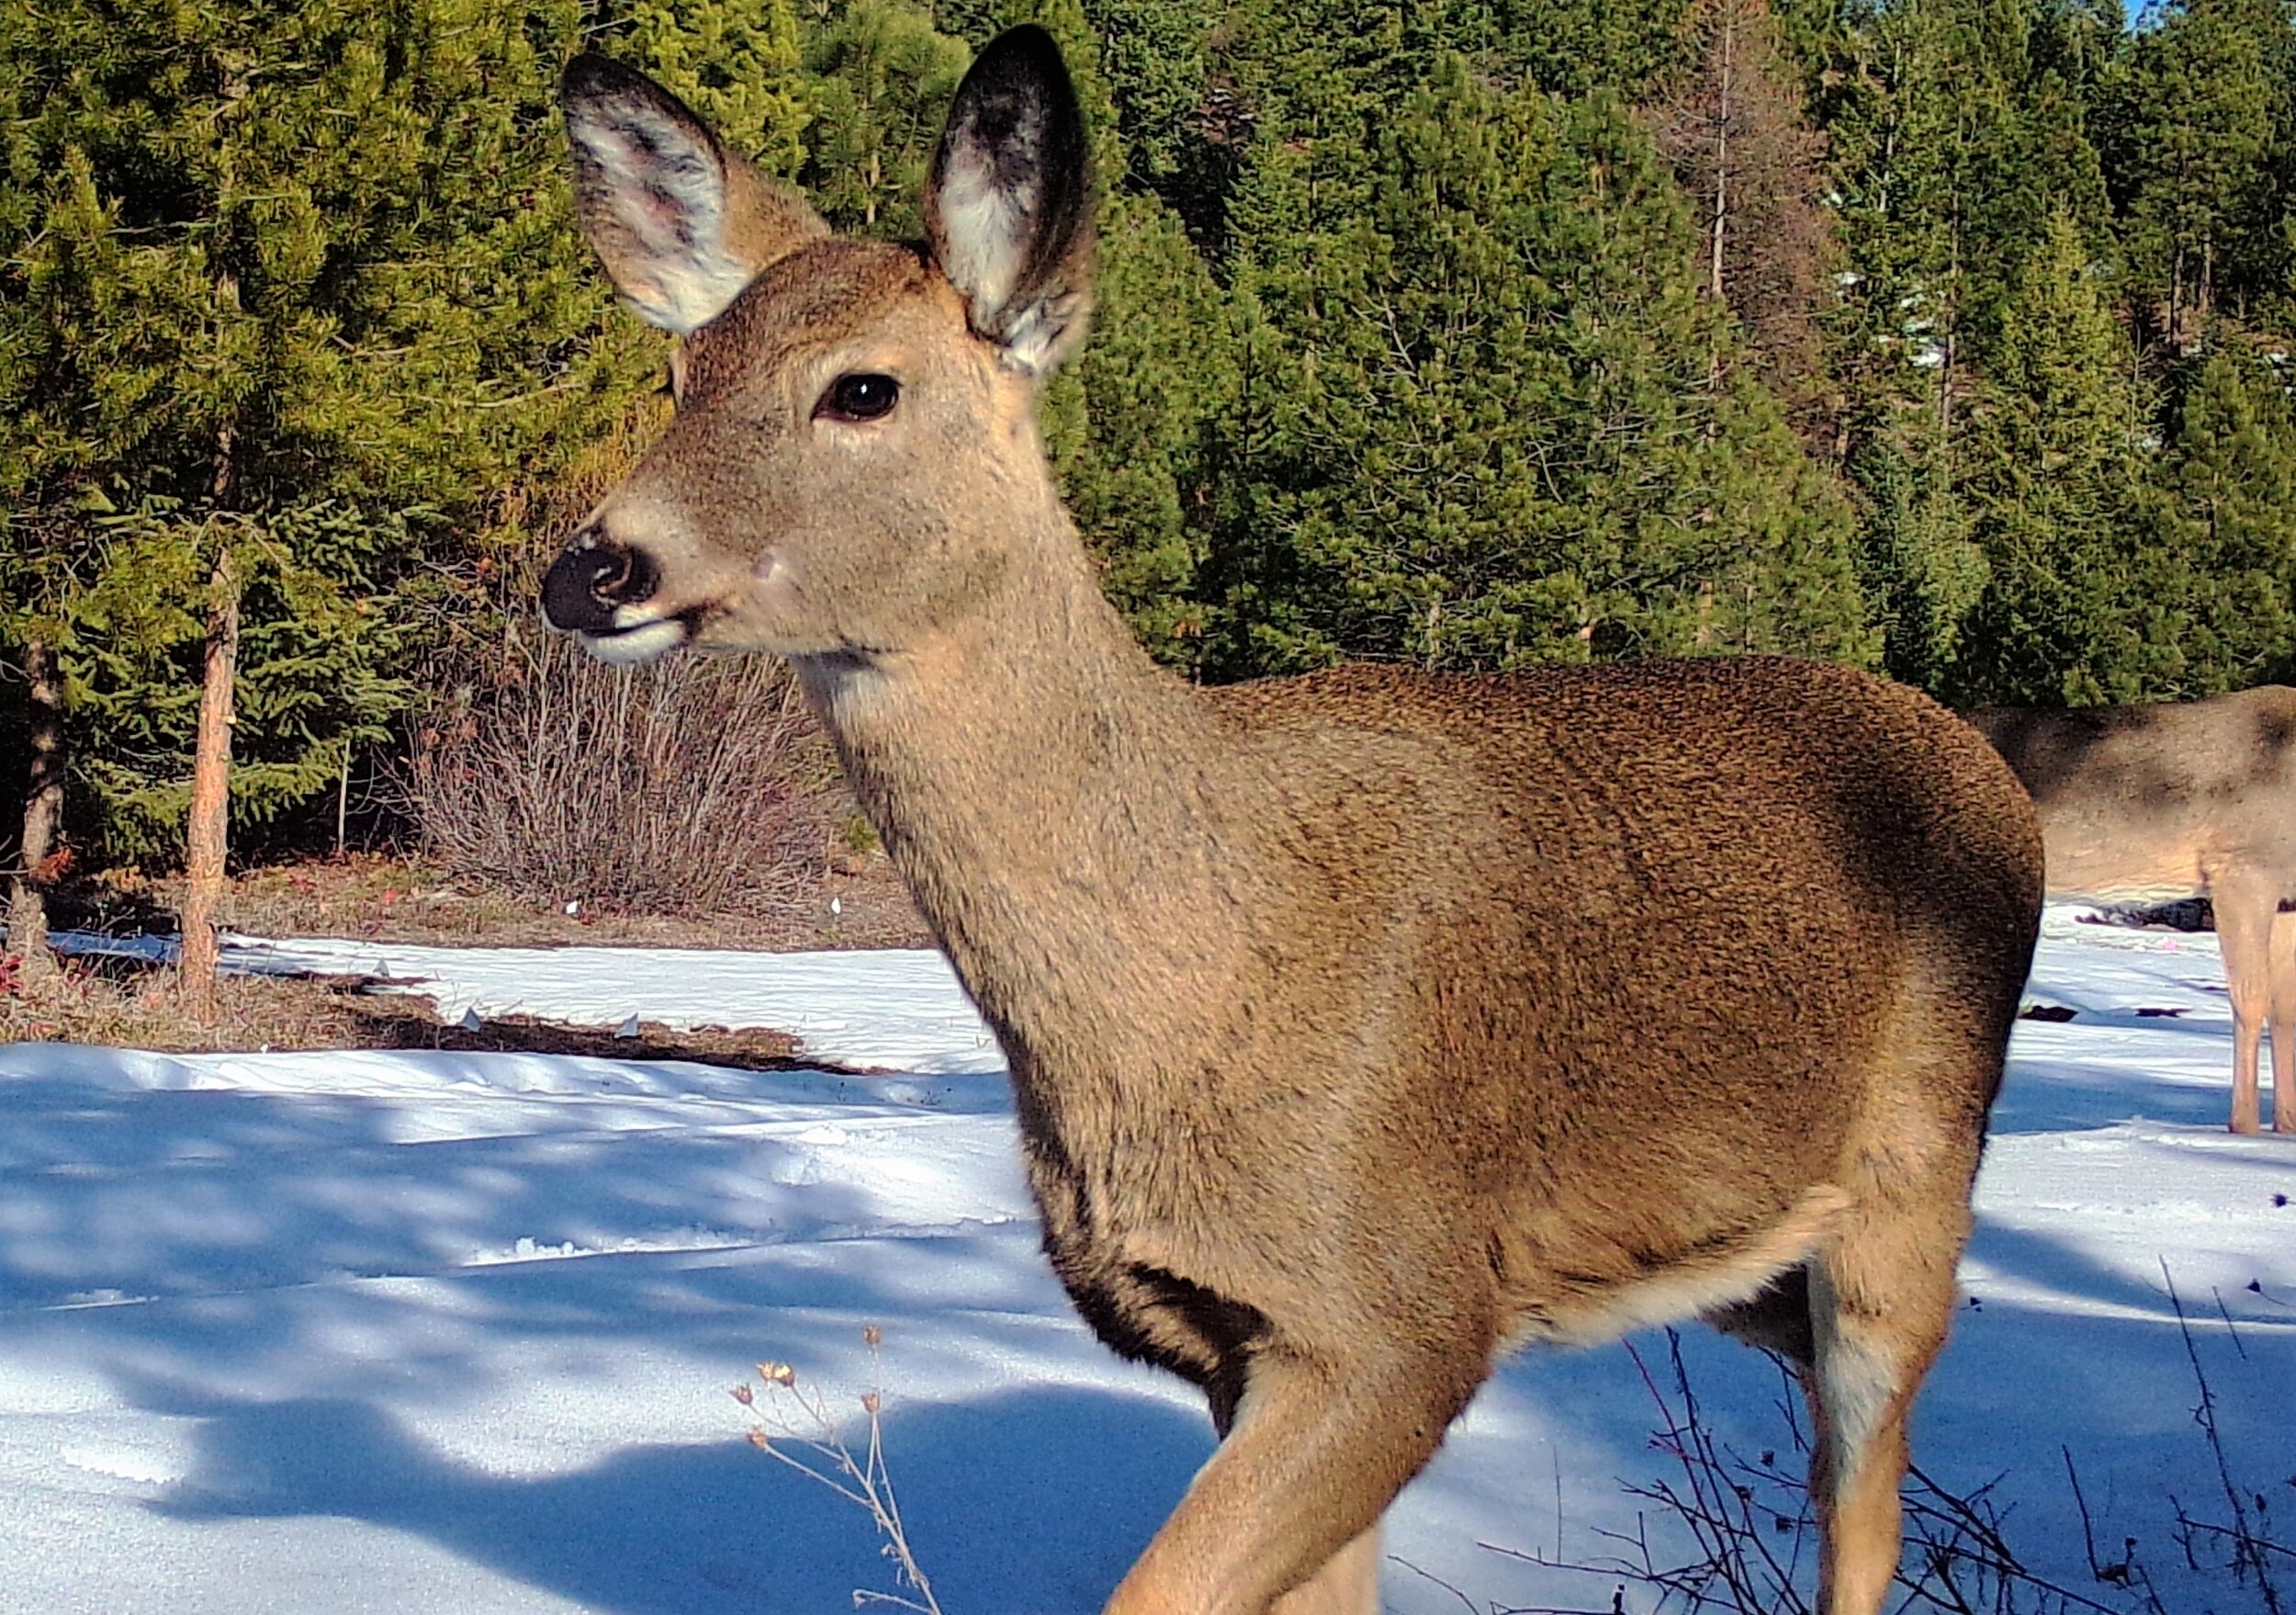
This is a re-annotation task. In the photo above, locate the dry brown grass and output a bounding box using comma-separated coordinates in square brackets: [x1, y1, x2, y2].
[45, 844, 928, 954]
[1, 955, 377, 1050]
[9, 619, 940, 1045]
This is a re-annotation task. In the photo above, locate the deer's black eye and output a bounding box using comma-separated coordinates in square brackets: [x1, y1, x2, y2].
[816, 372, 901, 423]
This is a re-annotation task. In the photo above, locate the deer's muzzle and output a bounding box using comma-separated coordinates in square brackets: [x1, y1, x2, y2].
[542, 533, 659, 635]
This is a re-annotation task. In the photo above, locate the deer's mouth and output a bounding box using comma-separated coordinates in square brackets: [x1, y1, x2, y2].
[579, 614, 692, 665]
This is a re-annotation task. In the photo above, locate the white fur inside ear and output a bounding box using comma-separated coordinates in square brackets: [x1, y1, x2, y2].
[991, 285, 1085, 376]
[934, 130, 1033, 334]
[569, 107, 753, 334]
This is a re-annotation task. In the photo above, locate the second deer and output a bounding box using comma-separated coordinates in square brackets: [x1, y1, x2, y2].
[543, 29, 2046, 1614]
[1971, 686, 2296, 1135]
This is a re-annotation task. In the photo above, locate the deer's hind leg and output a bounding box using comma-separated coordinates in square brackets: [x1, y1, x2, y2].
[1795, 1163, 1973, 1615]
[1794, 981, 1997, 1615]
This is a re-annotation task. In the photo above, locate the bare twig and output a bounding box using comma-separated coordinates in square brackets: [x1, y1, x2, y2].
[1390, 1553, 1487, 1613]
[402, 626, 842, 920]
[734, 1327, 943, 1615]
[2163, 1262, 2285, 1615]
[1484, 1329, 2239, 1615]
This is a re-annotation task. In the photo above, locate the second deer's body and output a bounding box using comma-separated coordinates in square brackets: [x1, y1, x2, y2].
[1973, 688, 2296, 1133]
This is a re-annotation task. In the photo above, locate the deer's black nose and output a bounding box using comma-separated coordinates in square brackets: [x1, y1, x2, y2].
[541, 533, 658, 633]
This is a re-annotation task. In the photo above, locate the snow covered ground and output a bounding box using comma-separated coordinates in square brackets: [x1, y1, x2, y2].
[3, 905, 2290, 1614]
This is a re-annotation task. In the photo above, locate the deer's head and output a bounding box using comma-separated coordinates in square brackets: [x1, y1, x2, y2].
[542, 28, 1093, 665]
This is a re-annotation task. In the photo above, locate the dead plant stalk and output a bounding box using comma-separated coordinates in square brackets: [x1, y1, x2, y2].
[733, 1327, 941, 1615]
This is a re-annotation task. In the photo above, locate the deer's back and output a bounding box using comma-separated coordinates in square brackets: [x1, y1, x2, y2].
[1185, 657, 2040, 1283]
[1210, 656, 2039, 988]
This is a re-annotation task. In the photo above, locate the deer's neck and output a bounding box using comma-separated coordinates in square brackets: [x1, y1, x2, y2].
[795, 525, 1266, 1086]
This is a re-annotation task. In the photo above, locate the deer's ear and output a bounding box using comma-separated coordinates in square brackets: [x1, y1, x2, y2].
[925, 26, 1095, 376]
[561, 54, 827, 334]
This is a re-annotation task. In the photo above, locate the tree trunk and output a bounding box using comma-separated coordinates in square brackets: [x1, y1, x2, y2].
[179, 550, 239, 1016]
[2168, 237, 2186, 353]
[185, 229, 242, 1014]
[7, 637, 66, 974]
[1710, 0, 1733, 305]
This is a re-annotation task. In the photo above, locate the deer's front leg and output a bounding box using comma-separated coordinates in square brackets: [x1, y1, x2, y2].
[2268, 908, 2296, 1134]
[1105, 1340, 1475, 1615]
[2213, 877, 2273, 1134]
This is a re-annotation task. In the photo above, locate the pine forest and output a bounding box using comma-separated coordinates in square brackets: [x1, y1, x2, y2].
[3, 0, 2294, 892]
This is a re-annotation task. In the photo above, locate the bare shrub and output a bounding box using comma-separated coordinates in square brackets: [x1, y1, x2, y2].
[2162, 1267, 2289, 1615]
[1487, 1330, 2185, 1615]
[403, 627, 844, 920]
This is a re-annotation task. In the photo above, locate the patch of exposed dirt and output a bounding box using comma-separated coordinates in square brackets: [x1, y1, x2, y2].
[2, 956, 835, 1070]
[347, 1000, 817, 1070]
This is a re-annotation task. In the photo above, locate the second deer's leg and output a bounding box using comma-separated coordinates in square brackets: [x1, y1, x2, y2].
[1104, 1339, 1474, 1615]
[2212, 878, 2272, 1135]
[2268, 907, 2296, 1134]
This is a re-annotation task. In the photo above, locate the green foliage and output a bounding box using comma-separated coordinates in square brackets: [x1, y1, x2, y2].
[1076, 0, 1218, 186]
[1207, 59, 1870, 674]
[799, 0, 970, 235]
[1047, 188, 1237, 664]
[10, 0, 2296, 884]
[1950, 210, 2175, 706]
[1492, 0, 1690, 96]
[618, 0, 813, 175]
[1846, 418, 1987, 692]
[63, 503, 408, 856]
[2143, 349, 2296, 690]
[1827, 0, 2110, 412]
[2096, 0, 2287, 337]
[0, 0, 658, 863]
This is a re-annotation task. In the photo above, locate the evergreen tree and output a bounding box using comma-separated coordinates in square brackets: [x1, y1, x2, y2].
[1494, 0, 1692, 96]
[0, 0, 660, 864]
[1208, 57, 1870, 675]
[1951, 209, 2176, 706]
[619, 0, 813, 175]
[2260, 6, 2296, 336]
[1845, 412, 1986, 690]
[1007, 0, 1235, 666]
[1049, 189, 1237, 667]
[2143, 349, 2296, 690]
[1823, 0, 2113, 689]
[1829, 0, 2111, 394]
[2030, 0, 2126, 93]
[2097, 0, 2286, 346]
[1076, 0, 1221, 192]
[799, 0, 972, 236]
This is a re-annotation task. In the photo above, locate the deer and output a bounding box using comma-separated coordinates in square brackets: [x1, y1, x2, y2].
[542, 28, 2044, 1615]
[1969, 688, 2296, 1135]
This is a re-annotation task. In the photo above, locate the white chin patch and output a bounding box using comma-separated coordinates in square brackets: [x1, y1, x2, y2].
[582, 618, 689, 666]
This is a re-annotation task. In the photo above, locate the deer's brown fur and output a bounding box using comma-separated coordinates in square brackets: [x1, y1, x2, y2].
[1972, 687, 2296, 1134]
[545, 30, 2045, 1614]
